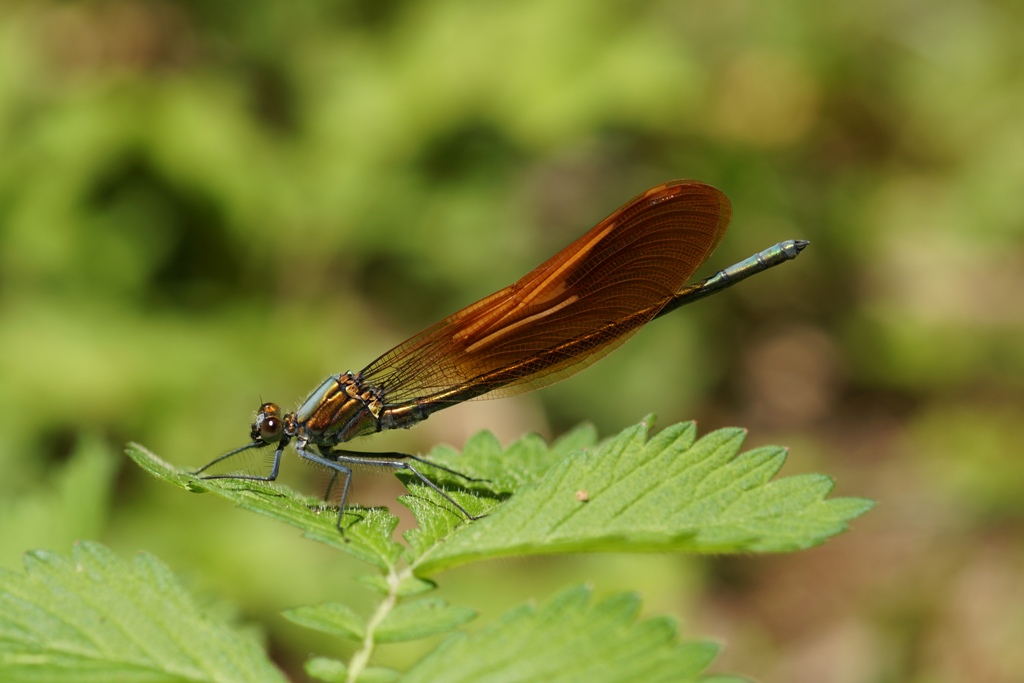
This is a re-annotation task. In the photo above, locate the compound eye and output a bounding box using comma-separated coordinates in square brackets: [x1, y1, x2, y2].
[251, 403, 284, 443]
[258, 415, 283, 442]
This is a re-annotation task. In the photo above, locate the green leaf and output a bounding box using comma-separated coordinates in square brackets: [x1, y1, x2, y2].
[356, 573, 436, 597]
[305, 656, 347, 683]
[282, 603, 366, 642]
[126, 443, 404, 570]
[412, 421, 874, 574]
[375, 597, 476, 642]
[305, 657, 400, 683]
[129, 420, 872, 578]
[399, 425, 598, 557]
[0, 541, 285, 683]
[423, 424, 599, 493]
[402, 585, 722, 683]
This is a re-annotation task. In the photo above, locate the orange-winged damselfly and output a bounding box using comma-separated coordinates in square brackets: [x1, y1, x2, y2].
[195, 180, 807, 530]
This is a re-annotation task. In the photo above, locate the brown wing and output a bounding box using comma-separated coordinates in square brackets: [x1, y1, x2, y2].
[359, 180, 731, 405]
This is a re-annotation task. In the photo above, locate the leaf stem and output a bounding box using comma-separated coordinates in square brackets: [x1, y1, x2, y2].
[346, 566, 410, 683]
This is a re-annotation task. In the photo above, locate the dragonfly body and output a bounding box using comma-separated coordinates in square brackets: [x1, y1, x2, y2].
[195, 180, 808, 530]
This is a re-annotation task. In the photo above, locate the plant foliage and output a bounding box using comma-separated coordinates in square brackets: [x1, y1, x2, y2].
[2, 421, 872, 681]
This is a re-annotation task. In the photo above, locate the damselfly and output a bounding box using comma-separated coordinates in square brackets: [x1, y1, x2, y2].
[195, 180, 807, 529]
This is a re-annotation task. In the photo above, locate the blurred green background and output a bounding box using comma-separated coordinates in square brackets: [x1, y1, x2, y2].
[2, 1, 1023, 681]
